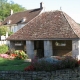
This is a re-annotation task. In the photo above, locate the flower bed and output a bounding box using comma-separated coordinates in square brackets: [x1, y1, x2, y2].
[0, 50, 29, 60]
[24, 56, 79, 71]
[0, 54, 10, 59]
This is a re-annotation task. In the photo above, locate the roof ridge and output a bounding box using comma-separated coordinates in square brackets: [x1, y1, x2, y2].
[11, 8, 42, 15]
[62, 11, 79, 38]
[4, 8, 42, 19]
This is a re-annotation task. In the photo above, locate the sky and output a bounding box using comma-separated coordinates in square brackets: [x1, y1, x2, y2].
[9, 0, 80, 23]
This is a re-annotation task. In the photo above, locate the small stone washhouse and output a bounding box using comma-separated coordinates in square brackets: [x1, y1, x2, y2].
[6, 10, 80, 60]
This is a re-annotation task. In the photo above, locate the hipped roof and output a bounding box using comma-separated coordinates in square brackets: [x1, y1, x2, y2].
[7, 10, 80, 40]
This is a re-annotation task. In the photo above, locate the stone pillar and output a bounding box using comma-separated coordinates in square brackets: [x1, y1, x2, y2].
[72, 39, 80, 60]
[9, 41, 15, 50]
[44, 40, 53, 57]
[26, 41, 34, 59]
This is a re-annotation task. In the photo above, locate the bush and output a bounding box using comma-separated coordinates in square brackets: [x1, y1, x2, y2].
[31, 56, 79, 71]
[0, 45, 8, 53]
[14, 50, 29, 59]
[78, 60, 80, 65]
[32, 58, 56, 71]
[24, 65, 35, 71]
[60, 56, 79, 69]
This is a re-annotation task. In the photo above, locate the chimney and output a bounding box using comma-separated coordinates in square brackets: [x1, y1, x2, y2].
[40, 2, 43, 9]
[10, 9, 13, 15]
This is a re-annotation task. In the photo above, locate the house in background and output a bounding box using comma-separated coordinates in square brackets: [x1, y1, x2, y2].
[2, 2, 43, 33]
[0, 2, 43, 45]
[0, 32, 8, 45]
[6, 10, 80, 60]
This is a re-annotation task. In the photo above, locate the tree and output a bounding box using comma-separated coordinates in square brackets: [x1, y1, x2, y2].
[0, 0, 7, 20]
[0, 26, 13, 36]
[0, 26, 8, 36]
[0, 0, 26, 20]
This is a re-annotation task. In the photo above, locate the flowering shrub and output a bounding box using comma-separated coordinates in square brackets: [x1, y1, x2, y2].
[14, 50, 29, 59]
[60, 56, 79, 69]
[11, 54, 17, 57]
[32, 56, 79, 71]
[24, 56, 38, 71]
[31, 56, 38, 64]
[0, 49, 29, 60]
[31, 57, 56, 71]
[0, 53, 17, 59]
[34, 60, 54, 71]
[0, 54, 10, 59]
[77, 60, 80, 65]
[24, 65, 35, 71]
[10, 53, 18, 59]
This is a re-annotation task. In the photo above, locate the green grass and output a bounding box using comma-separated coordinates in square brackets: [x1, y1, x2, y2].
[0, 58, 31, 71]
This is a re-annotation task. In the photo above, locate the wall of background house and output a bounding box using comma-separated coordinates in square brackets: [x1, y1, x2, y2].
[52, 40, 72, 56]
[17, 24, 25, 32]
[10, 24, 25, 33]
[10, 25, 16, 33]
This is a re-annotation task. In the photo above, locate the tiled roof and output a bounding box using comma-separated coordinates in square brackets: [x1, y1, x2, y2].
[2, 8, 42, 25]
[6, 10, 80, 40]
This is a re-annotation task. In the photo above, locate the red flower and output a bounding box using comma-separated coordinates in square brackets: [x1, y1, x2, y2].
[11, 54, 17, 57]
[78, 60, 80, 65]
[24, 65, 35, 71]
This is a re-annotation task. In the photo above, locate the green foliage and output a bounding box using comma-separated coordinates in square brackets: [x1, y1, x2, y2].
[0, 26, 8, 36]
[0, 0, 26, 20]
[0, 26, 13, 36]
[8, 31, 13, 36]
[14, 50, 29, 60]
[0, 45, 8, 53]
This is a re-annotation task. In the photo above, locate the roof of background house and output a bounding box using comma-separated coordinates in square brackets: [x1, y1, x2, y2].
[2, 8, 43, 25]
[6, 10, 80, 40]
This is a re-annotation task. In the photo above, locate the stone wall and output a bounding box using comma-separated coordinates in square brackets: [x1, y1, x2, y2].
[0, 67, 80, 80]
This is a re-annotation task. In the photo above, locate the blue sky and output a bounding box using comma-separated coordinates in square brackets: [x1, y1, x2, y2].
[9, 0, 80, 23]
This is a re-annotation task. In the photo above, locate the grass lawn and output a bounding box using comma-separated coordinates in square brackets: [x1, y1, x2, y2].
[0, 58, 31, 71]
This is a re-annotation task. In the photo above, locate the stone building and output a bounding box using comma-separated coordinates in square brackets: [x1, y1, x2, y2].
[6, 10, 80, 60]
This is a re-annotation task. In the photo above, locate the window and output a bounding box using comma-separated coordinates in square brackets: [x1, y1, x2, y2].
[15, 41, 23, 46]
[55, 41, 66, 46]
[7, 20, 11, 24]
